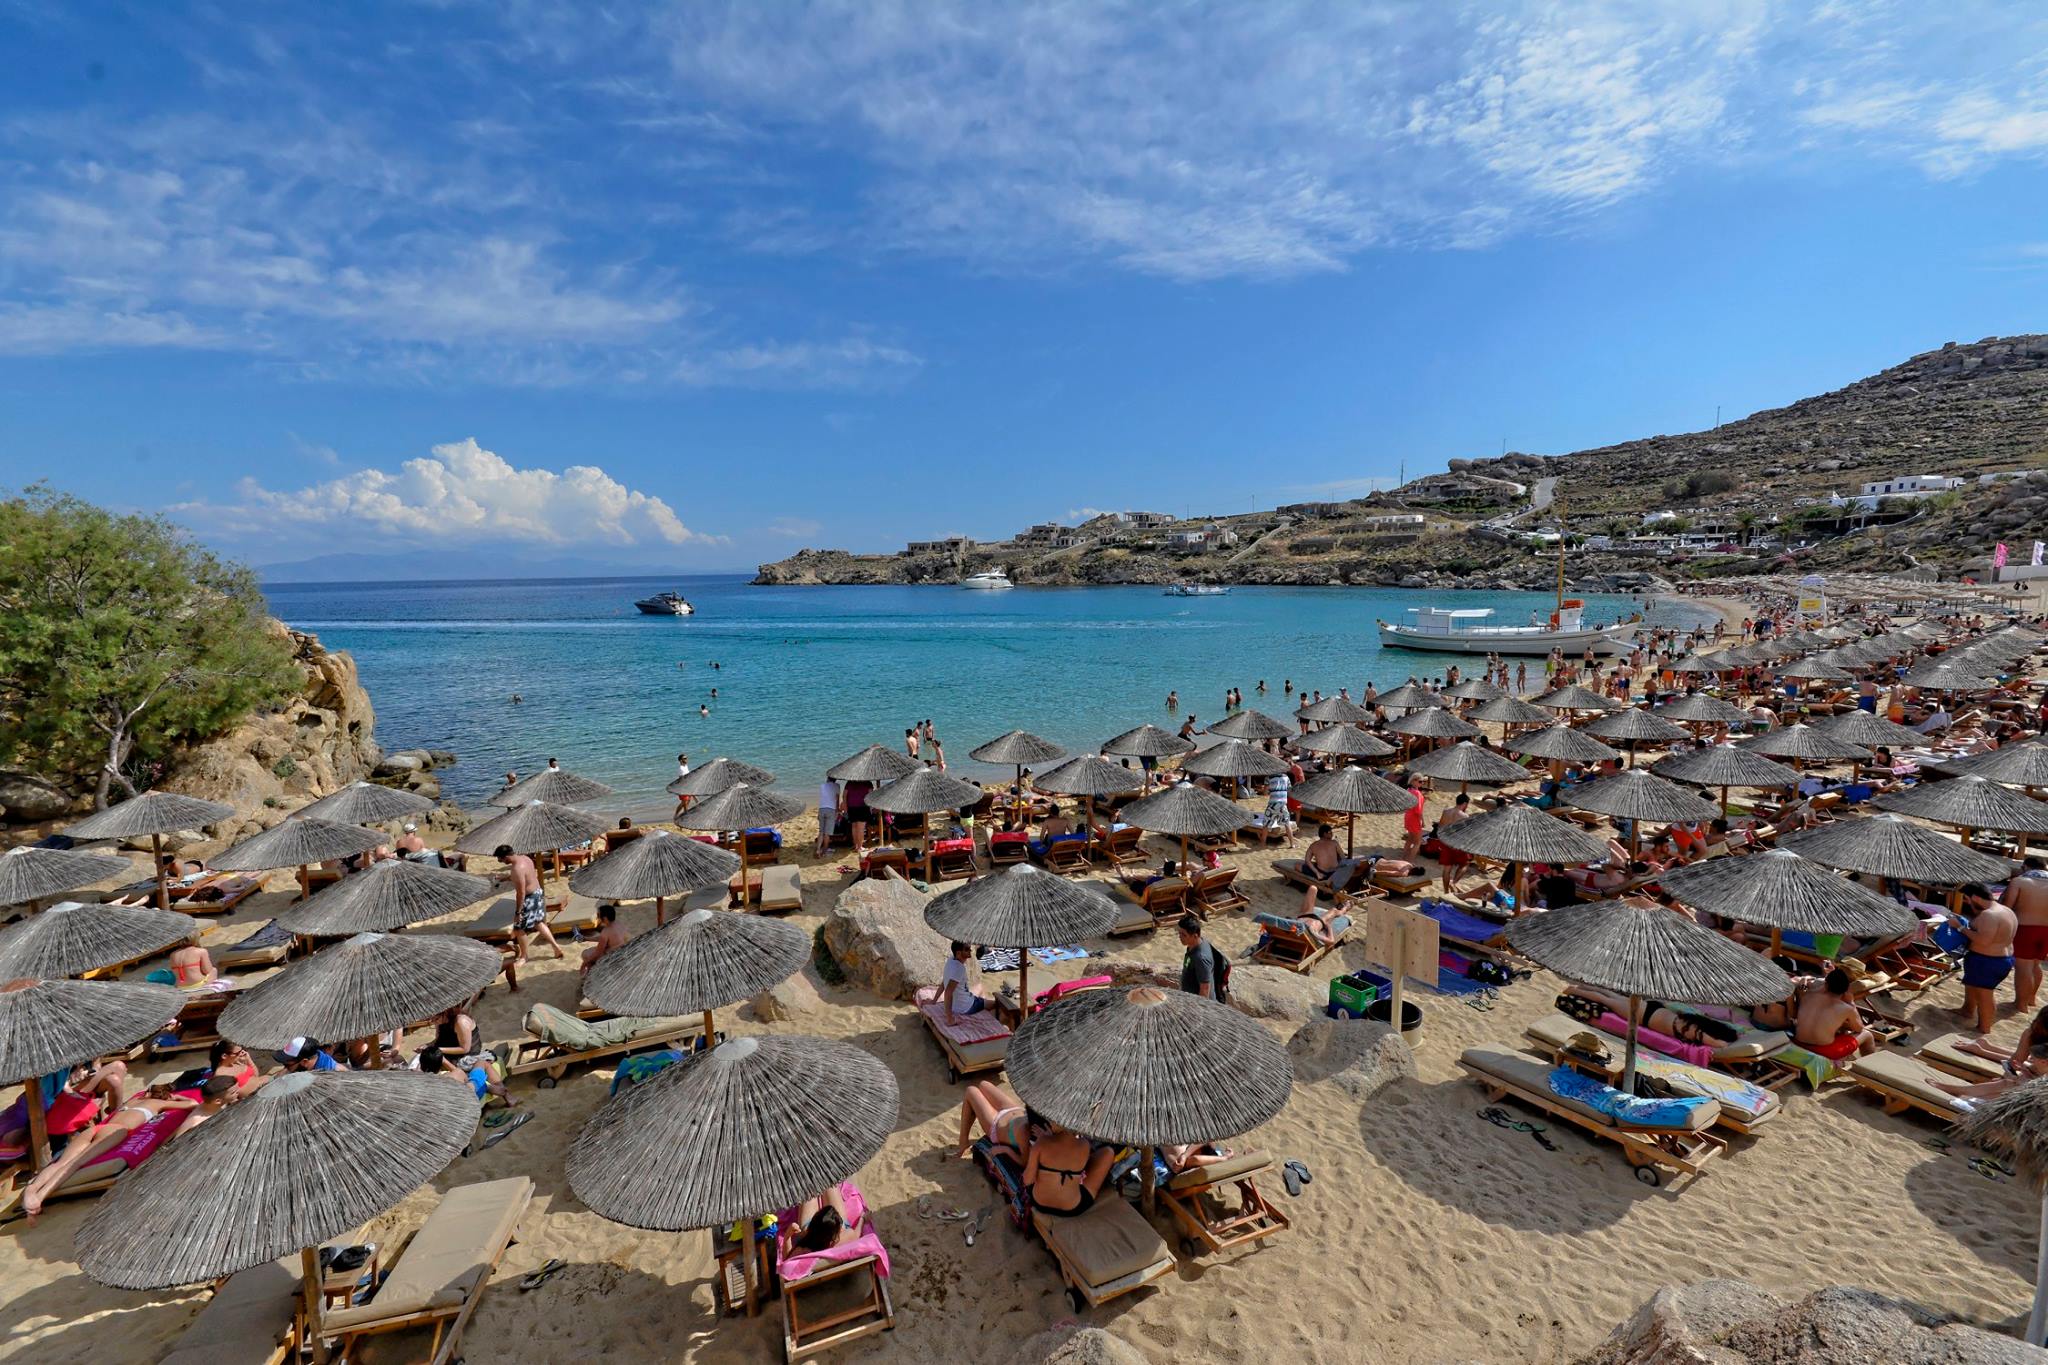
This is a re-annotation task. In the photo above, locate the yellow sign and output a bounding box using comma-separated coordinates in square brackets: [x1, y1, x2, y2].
[1798, 597, 1824, 616]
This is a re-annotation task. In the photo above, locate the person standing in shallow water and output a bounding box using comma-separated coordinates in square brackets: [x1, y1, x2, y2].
[1165, 690, 1178, 712]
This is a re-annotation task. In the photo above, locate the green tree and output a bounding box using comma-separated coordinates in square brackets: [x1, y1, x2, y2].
[1734, 509, 1760, 545]
[0, 487, 299, 806]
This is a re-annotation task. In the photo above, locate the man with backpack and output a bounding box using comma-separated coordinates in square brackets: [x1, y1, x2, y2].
[1177, 914, 1229, 1004]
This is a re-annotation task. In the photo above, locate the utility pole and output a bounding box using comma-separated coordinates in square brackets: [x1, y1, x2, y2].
[1714, 405, 1721, 429]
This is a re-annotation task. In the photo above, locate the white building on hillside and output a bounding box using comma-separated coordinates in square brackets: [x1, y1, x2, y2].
[1850, 474, 1963, 509]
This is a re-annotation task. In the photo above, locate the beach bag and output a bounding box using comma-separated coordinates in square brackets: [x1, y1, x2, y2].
[1468, 959, 1510, 987]
[1205, 943, 1232, 1006]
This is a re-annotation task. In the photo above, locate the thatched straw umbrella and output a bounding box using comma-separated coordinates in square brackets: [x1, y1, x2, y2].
[1292, 765, 1415, 856]
[925, 865, 1117, 1015]
[970, 731, 1067, 803]
[1508, 725, 1621, 769]
[826, 744, 921, 784]
[1656, 848, 1917, 955]
[1387, 707, 1481, 743]
[1652, 744, 1801, 814]
[1409, 740, 1531, 794]
[1374, 682, 1435, 711]
[1006, 984, 1290, 1209]
[1297, 696, 1374, 724]
[1653, 693, 1750, 728]
[1667, 653, 1722, 676]
[0, 901, 198, 980]
[1903, 660, 1996, 691]
[211, 815, 387, 903]
[1583, 707, 1690, 767]
[568, 829, 741, 927]
[1560, 769, 1718, 856]
[1953, 1080, 2048, 1344]
[1953, 741, 2048, 793]
[1738, 723, 1870, 766]
[492, 767, 615, 808]
[1777, 657, 1853, 683]
[0, 845, 133, 914]
[218, 931, 502, 1065]
[1875, 776, 2048, 855]
[1533, 683, 1616, 713]
[867, 769, 985, 874]
[1102, 724, 1196, 790]
[275, 857, 495, 937]
[293, 780, 435, 826]
[1444, 678, 1507, 704]
[1440, 801, 1614, 912]
[64, 790, 236, 913]
[567, 1035, 897, 1313]
[0, 976, 183, 1168]
[1507, 901, 1791, 1092]
[1035, 754, 1143, 836]
[1817, 710, 1929, 749]
[674, 783, 806, 908]
[1180, 739, 1289, 802]
[75, 1068, 477, 1326]
[584, 907, 809, 1042]
[668, 757, 775, 800]
[1296, 724, 1397, 761]
[1207, 709, 1293, 743]
[454, 799, 613, 886]
[1470, 695, 1555, 732]
[1118, 782, 1254, 866]
[1781, 814, 2016, 890]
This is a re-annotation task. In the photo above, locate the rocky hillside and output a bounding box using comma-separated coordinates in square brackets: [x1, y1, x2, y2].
[756, 335, 2048, 589]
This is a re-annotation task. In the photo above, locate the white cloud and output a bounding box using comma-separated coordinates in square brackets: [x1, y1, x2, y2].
[179, 438, 718, 547]
[675, 337, 923, 389]
[765, 516, 823, 537]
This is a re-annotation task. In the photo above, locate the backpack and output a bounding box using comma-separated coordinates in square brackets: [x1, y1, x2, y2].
[1205, 942, 1231, 1005]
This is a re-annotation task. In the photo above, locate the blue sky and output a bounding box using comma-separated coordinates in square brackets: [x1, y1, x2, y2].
[2, 2, 2046, 573]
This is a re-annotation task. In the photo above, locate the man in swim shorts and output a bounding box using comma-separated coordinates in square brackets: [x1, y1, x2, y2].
[497, 843, 562, 963]
[2006, 857, 2048, 1011]
[1794, 967, 1877, 1061]
[1960, 882, 2018, 1036]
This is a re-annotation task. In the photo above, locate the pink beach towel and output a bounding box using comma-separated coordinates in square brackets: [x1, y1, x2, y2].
[1035, 975, 1112, 1006]
[1596, 1012, 1717, 1068]
[778, 1181, 891, 1281]
[86, 1109, 189, 1171]
[913, 987, 1011, 1044]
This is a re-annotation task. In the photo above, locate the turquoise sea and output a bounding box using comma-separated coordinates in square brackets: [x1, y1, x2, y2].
[265, 576, 1715, 815]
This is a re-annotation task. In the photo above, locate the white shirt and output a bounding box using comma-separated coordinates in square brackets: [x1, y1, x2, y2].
[942, 956, 974, 1008]
[819, 780, 838, 813]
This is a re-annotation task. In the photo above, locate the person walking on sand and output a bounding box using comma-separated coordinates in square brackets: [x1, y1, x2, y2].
[2007, 858, 2048, 1011]
[1398, 770, 1425, 862]
[1960, 882, 2018, 1035]
[497, 844, 563, 963]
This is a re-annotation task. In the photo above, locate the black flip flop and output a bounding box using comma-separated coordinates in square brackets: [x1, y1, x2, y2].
[520, 1257, 567, 1292]
[1282, 1165, 1302, 1198]
[1284, 1158, 1313, 1188]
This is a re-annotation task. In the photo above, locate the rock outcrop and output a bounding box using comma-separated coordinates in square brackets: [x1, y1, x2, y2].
[746, 971, 825, 1022]
[822, 873, 947, 1001]
[1285, 1017, 1417, 1100]
[1225, 963, 1327, 1022]
[1014, 1325, 1150, 1365]
[1577, 1278, 2041, 1365]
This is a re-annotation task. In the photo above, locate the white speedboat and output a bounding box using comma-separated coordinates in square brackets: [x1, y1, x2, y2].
[1378, 602, 1636, 656]
[634, 591, 695, 616]
[1164, 583, 1229, 597]
[960, 571, 1014, 590]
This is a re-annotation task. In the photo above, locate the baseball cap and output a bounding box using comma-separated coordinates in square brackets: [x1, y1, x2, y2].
[402, 822, 417, 833]
[274, 1036, 322, 1065]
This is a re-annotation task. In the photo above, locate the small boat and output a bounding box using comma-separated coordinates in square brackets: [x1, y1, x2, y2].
[1164, 583, 1229, 597]
[1377, 603, 1636, 656]
[960, 571, 1015, 590]
[634, 591, 695, 616]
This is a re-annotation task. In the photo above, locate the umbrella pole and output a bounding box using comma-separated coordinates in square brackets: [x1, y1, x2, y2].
[738, 842, 750, 910]
[1770, 926, 1783, 958]
[153, 832, 168, 912]
[367, 1034, 384, 1070]
[1622, 994, 1643, 1095]
[1019, 957, 1031, 1020]
[1140, 1145, 1157, 1214]
[656, 895, 666, 928]
[702, 1009, 716, 1049]
[1346, 813, 1356, 859]
[301, 1246, 329, 1362]
[24, 1078, 50, 1172]
[2029, 1187, 2048, 1345]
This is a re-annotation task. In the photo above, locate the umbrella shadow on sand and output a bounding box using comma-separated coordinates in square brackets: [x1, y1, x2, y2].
[0, 1270, 200, 1361]
[1358, 1077, 1650, 1235]
[1899, 1118, 2039, 1281]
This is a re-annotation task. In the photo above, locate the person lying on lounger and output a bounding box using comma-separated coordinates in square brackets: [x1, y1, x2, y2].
[1945, 1007, 2048, 1102]
[1118, 859, 1183, 893]
[1023, 1123, 1114, 1217]
[1561, 987, 1743, 1048]
[415, 1045, 516, 1107]
[18, 1082, 201, 1224]
[1162, 1141, 1237, 1173]
[956, 1081, 1043, 1162]
[782, 1186, 860, 1253]
[1287, 890, 1350, 945]
[1567, 861, 1653, 895]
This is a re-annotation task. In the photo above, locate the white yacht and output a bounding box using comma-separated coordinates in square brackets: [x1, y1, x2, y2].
[1164, 583, 1229, 597]
[1377, 602, 1637, 656]
[959, 571, 1015, 590]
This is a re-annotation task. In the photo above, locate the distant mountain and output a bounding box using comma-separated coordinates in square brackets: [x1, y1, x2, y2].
[256, 550, 744, 583]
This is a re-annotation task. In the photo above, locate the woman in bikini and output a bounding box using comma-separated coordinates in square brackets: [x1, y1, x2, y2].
[781, 1186, 860, 1254]
[957, 1081, 1037, 1161]
[19, 1083, 200, 1223]
[168, 934, 222, 990]
[1024, 1123, 1114, 1217]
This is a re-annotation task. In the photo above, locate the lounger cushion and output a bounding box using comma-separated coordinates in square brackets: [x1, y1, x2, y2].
[160, 1258, 301, 1365]
[1460, 1045, 1720, 1132]
[1165, 1151, 1271, 1191]
[1917, 1032, 2004, 1081]
[1521, 1015, 1780, 1124]
[1525, 1011, 1787, 1067]
[1034, 1198, 1170, 1286]
[322, 1177, 531, 1330]
[526, 1003, 685, 1051]
[1110, 900, 1157, 934]
[757, 863, 803, 909]
[1848, 1051, 1965, 1113]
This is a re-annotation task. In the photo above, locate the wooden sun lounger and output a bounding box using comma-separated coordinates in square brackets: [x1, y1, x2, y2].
[505, 1004, 707, 1087]
[1915, 1032, 2006, 1083]
[160, 1257, 300, 1365]
[755, 863, 804, 912]
[1030, 1199, 1174, 1313]
[139, 967, 285, 1059]
[925, 840, 978, 882]
[1459, 1044, 1725, 1189]
[1250, 911, 1350, 973]
[860, 848, 910, 881]
[1117, 877, 1190, 928]
[916, 995, 1010, 1083]
[315, 1176, 531, 1365]
[1036, 839, 1092, 876]
[986, 832, 1030, 866]
[778, 1208, 895, 1359]
[1191, 866, 1249, 915]
[1520, 1014, 1784, 1136]
[1158, 1151, 1289, 1258]
[1840, 1051, 1971, 1124]
[1089, 825, 1143, 867]
[1273, 857, 1367, 901]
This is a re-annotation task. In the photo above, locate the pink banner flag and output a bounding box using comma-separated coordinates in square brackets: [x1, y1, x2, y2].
[1994, 542, 2010, 568]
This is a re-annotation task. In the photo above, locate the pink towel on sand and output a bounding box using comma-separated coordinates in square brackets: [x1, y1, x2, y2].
[1596, 1012, 1716, 1067]
[914, 986, 1012, 1043]
[779, 1182, 891, 1281]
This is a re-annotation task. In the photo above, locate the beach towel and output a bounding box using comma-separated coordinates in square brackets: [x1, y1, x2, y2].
[1029, 944, 1088, 965]
[1769, 1044, 1838, 1090]
[1253, 912, 1353, 937]
[1418, 900, 1510, 947]
[1036, 975, 1112, 1006]
[778, 1181, 891, 1281]
[977, 948, 1022, 973]
[228, 918, 294, 952]
[973, 1137, 1032, 1228]
[610, 1050, 684, 1096]
[1623, 1053, 1775, 1121]
[1547, 1066, 1714, 1130]
[914, 986, 1012, 1044]
[1596, 1012, 1718, 1068]
[85, 1109, 189, 1170]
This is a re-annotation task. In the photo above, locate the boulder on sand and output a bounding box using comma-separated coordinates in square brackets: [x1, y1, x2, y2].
[1285, 1017, 1416, 1101]
[823, 873, 948, 1001]
[1225, 963, 1326, 1022]
[1013, 1325, 1150, 1365]
[1577, 1278, 2039, 1365]
[746, 971, 825, 1022]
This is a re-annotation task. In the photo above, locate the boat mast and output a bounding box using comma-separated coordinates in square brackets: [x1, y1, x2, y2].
[1554, 500, 1566, 610]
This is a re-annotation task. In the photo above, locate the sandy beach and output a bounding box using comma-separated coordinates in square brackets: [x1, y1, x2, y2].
[4, 771, 2042, 1364]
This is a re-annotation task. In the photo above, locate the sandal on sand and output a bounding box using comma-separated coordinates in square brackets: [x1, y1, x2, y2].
[470, 1110, 531, 1155]
[520, 1258, 567, 1292]
[916, 1196, 970, 1223]
[1282, 1165, 1303, 1198]
[1284, 1159, 1313, 1189]
[964, 1204, 993, 1247]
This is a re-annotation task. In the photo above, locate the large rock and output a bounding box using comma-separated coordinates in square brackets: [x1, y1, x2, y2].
[822, 874, 947, 1001]
[1226, 963, 1326, 1022]
[0, 772, 76, 822]
[1012, 1325, 1150, 1365]
[1577, 1278, 2042, 1365]
[746, 971, 824, 1022]
[1285, 1017, 1417, 1100]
